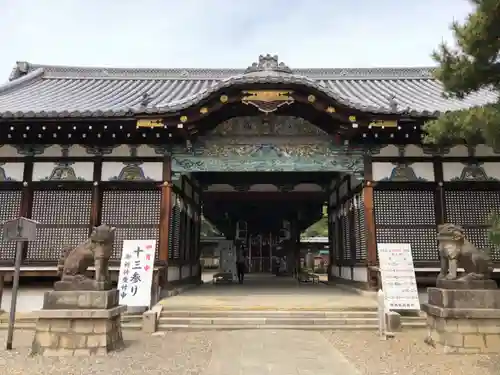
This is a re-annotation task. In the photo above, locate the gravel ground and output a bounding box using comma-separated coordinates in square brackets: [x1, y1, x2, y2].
[0, 330, 214, 375]
[324, 329, 500, 375]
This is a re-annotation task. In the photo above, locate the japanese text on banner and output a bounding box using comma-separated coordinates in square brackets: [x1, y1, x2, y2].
[117, 240, 156, 307]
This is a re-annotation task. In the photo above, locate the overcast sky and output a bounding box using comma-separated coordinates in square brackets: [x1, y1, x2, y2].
[1, 0, 472, 80]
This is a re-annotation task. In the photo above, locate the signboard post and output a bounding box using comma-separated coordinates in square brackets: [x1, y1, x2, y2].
[377, 243, 420, 311]
[117, 240, 156, 308]
[2, 217, 38, 350]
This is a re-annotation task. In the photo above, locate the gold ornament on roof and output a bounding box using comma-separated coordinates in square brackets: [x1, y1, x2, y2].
[180, 115, 188, 123]
[200, 107, 208, 114]
[348, 115, 356, 122]
[220, 95, 228, 103]
[326, 106, 336, 113]
[307, 95, 316, 103]
[241, 90, 294, 113]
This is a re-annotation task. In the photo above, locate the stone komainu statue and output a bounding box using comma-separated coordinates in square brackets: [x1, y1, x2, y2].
[437, 223, 493, 282]
[55, 224, 116, 291]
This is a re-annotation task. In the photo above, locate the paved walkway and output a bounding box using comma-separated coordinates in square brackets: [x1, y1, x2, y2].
[160, 273, 377, 310]
[203, 329, 360, 375]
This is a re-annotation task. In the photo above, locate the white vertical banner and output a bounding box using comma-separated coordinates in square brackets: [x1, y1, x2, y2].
[117, 240, 156, 307]
[377, 243, 420, 311]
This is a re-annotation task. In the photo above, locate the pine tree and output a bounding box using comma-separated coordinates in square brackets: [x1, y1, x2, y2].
[423, 0, 500, 149]
[423, 0, 500, 244]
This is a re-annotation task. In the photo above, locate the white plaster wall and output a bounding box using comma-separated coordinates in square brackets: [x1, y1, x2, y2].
[340, 266, 352, 280]
[192, 263, 199, 276]
[168, 266, 180, 281]
[32, 162, 94, 181]
[205, 184, 236, 192]
[446, 145, 469, 157]
[248, 184, 279, 192]
[376, 145, 399, 157]
[330, 266, 340, 277]
[475, 144, 498, 157]
[40, 145, 91, 157]
[101, 162, 163, 181]
[105, 144, 158, 157]
[0, 145, 20, 157]
[293, 183, 323, 192]
[352, 266, 368, 282]
[404, 145, 426, 157]
[182, 265, 191, 279]
[1, 162, 24, 181]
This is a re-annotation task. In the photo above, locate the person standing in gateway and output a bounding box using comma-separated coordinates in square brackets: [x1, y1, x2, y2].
[236, 245, 248, 284]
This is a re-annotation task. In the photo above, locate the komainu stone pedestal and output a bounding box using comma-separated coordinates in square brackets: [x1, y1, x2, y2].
[31, 290, 126, 356]
[423, 287, 500, 354]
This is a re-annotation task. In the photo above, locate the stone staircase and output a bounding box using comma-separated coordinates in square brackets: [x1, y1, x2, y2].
[0, 308, 427, 331]
[154, 308, 427, 331]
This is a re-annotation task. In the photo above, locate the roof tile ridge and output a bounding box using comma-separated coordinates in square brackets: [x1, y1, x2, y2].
[0, 67, 45, 95]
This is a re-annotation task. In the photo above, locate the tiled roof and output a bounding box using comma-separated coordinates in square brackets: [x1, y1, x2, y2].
[0, 55, 496, 119]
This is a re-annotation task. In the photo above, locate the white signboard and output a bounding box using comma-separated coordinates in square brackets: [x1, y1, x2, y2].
[117, 240, 156, 307]
[377, 243, 420, 310]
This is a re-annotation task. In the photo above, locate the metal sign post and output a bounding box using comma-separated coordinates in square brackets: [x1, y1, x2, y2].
[2, 217, 38, 350]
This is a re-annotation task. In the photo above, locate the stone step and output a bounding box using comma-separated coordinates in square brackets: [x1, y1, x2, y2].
[159, 316, 380, 325]
[160, 310, 380, 319]
[158, 322, 426, 331]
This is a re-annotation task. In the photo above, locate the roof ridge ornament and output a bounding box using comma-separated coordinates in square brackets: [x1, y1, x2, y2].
[244, 54, 293, 74]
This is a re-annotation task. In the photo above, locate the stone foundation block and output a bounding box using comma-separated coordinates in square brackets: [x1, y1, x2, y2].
[423, 287, 500, 354]
[43, 290, 119, 310]
[386, 311, 401, 332]
[31, 289, 126, 356]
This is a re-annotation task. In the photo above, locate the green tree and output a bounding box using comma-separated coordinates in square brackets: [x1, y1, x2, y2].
[302, 217, 329, 238]
[423, 0, 500, 149]
[423, 0, 500, 244]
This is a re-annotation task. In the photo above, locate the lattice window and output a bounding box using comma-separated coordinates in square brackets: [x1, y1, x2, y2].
[179, 200, 187, 261]
[27, 190, 92, 262]
[374, 189, 435, 225]
[342, 208, 351, 260]
[0, 190, 22, 262]
[376, 227, 438, 261]
[355, 194, 367, 261]
[445, 190, 500, 226]
[444, 190, 500, 261]
[169, 194, 181, 259]
[101, 189, 160, 260]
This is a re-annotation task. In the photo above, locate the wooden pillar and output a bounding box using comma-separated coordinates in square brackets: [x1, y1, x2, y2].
[327, 192, 334, 281]
[433, 158, 445, 225]
[347, 178, 357, 280]
[0, 273, 4, 313]
[363, 155, 378, 290]
[19, 159, 33, 263]
[158, 155, 173, 286]
[90, 158, 103, 229]
[335, 185, 342, 276]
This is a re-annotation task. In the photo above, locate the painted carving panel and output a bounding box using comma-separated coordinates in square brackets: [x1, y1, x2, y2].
[442, 162, 500, 181]
[210, 116, 327, 137]
[32, 162, 93, 181]
[101, 162, 163, 181]
[373, 162, 434, 181]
